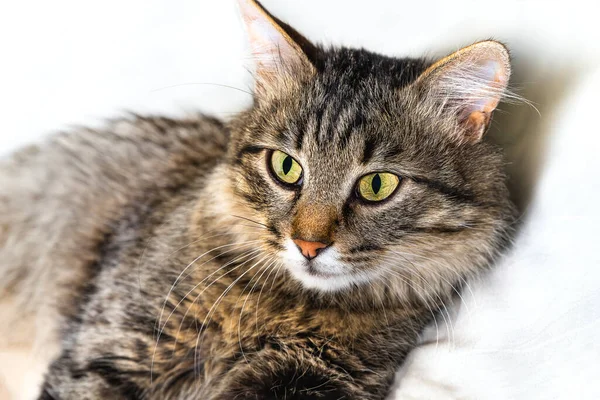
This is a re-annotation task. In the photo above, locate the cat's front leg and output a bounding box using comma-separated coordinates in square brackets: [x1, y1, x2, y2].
[208, 342, 390, 400]
[210, 359, 353, 400]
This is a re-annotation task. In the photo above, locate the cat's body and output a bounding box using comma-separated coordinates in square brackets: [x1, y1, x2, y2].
[0, 116, 229, 398]
[0, 113, 430, 399]
[0, 1, 517, 399]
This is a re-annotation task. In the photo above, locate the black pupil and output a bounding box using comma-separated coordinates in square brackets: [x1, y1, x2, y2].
[371, 174, 382, 194]
[282, 156, 293, 175]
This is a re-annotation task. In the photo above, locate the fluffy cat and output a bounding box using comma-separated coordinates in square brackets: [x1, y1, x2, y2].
[0, 0, 516, 398]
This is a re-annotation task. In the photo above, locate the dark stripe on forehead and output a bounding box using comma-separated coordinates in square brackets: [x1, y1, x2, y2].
[305, 105, 325, 148]
[295, 124, 306, 151]
[362, 140, 404, 164]
[335, 104, 362, 148]
[362, 137, 377, 164]
[352, 108, 366, 131]
[327, 100, 348, 144]
[294, 103, 318, 151]
[317, 98, 340, 145]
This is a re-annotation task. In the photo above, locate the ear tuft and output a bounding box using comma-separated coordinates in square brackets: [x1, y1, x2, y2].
[416, 41, 512, 142]
[237, 0, 315, 96]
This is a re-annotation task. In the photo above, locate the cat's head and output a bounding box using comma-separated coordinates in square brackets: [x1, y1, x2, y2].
[223, 0, 515, 296]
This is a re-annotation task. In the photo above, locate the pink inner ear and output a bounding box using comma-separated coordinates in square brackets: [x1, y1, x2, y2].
[479, 60, 504, 81]
[238, 0, 301, 73]
[237, 0, 262, 23]
[417, 41, 511, 142]
[452, 57, 509, 141]
[247, 21, 280, 63]
[467, 59, 508, 114]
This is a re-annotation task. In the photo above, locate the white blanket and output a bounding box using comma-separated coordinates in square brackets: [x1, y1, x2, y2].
[393, 68, 600, 399]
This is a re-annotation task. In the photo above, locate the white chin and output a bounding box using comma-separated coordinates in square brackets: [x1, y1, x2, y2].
[287, 265, 355, 292]
[282, 240, 370, 292]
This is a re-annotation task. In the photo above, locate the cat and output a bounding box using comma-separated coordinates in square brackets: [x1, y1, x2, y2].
[0, 0, 517, 398]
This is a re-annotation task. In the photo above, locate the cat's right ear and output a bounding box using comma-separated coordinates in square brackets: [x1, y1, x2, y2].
[413, 41, 512, 143]
[237, 0, 316, 97]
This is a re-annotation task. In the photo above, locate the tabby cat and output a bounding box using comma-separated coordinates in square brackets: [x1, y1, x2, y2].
[0, 0, 516, 398]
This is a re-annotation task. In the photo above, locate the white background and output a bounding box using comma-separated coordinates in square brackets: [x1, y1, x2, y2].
[1, 1, 599, 399]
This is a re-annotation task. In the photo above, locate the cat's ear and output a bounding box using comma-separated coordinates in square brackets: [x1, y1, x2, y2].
[414, 41, 511, 142]
[237, 0, 316, 96]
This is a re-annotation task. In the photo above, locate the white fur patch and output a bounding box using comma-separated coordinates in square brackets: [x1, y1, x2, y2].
[281, 240, 373, 292]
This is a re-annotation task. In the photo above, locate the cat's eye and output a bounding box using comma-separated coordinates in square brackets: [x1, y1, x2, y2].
[269, 150, 303, 186]
[357, 172, 400, 202]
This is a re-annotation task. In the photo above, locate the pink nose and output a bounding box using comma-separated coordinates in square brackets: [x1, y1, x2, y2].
[293, 239, 329, 260]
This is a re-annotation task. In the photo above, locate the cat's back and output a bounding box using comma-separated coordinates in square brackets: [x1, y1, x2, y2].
[0, 113, 229, 309]
[0, 114, 228, 398]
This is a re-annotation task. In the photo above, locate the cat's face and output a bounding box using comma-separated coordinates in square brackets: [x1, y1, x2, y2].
[229, 62, 511, 293]
[225, 0, 515, 294]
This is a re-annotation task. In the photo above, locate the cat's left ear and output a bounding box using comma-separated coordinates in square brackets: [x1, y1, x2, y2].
[414, 41, 511, 142]
[237, 0, 316, 96]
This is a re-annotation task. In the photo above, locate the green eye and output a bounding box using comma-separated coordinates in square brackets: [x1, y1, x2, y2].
[357, 172, 400, 202]
[270, 150, 303, 185]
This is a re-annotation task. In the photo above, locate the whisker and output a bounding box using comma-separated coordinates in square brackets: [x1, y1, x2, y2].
[230, 214, 270, 229]
[389, 249, 476, 317]
[235, 257, 277, 363]
[379, 254, 455, 345]
[385, 249, 475, 331]
[151, 246, 260, 382]
[155, 239, 262, 340]
[150, 82, 253, 96]
[269, 262, 286, 294]
[167, 249, 262, 351]
[166, 238, 264, 299]
[254, 261, 282, 335]
[144, 226, 250, 310]
[377, 264, 443, 350]
[194, 254, 270, 372]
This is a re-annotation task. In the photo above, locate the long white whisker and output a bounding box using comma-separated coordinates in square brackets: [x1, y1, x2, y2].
[151, 246, 260, 382]
[390, 249, 478, 312]
[167, 249, 262, 351]
[379, 254, 454, 345]
[378, 264, 442, 349]
[254, 261, 282, 335]
[385, 249, 474, 349]
[235, 257, 277, 363]
[193, 254, 270, 372]
[155, 239, 262, 343]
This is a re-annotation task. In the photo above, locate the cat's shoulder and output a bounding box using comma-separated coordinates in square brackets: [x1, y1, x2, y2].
[68, 112, 230, 161]
[2, 113, 229, 184]
[106, 113, 229, 147]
